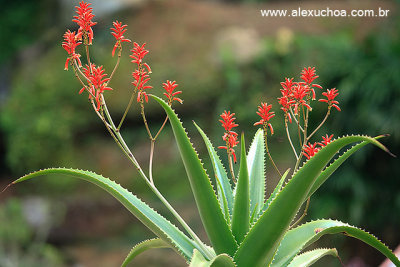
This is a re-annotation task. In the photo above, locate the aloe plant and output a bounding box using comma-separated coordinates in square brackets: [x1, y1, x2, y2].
[3, 2, 399, 266]
[9, 98, 399, 266]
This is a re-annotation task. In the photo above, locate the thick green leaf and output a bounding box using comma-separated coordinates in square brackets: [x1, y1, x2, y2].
[121, 238, 169, 267]
[234, 135, 389, 267]
[152, 95, 237, 256]
[13, 168, 198, 260]
[287, 248, 338, 267]
[231, 134, 250, 244]
[246, 129, 265, 218]
[194, 122, 234, 221]
[189, 249, 237, 267]
[261, 168, 290, 213]
[272, 219, 400, 267]
[306, 137, 383, 200]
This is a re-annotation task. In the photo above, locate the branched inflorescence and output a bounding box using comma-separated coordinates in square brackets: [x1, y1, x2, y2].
[273, 67, 341, 169]
[62, 0, 184, 184]
[218, 111, 239, 182]
[59, 1, 362, 260]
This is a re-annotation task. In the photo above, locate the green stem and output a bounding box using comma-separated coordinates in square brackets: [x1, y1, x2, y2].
[264, 129, 282, 177]
[117, 91, 136, 131]
[154, 116, 169, 140]
[307, 108, 331, 141]
[285, 119, 298, 160]
[109, 47, 121, 83]
[141, 102, 153, 140]
[290, 197, 310, 229]
[149, 140, 155, 185]
[228, 154, 236, 184]
[99, 96, 212, 259]
[290, 107, 304, 132]
[297, 114, 303, 148]
[85, 45, 93, 74]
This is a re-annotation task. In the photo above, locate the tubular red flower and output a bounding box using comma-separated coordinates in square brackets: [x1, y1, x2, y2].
[130, 42, 152, 103]
[278, 95, 294, 123]
[319, 88, 341, 111]
[303, 142, 320, 160]
[132, 69, 152, 103]
[110, 20, 131, 57]
[219, 111, 238, 132]
[292, 83, 312, 114]
[319, 134, 334, 147]
[300, 67, 324, 100]
[280, 78, 294, 97]
[62, 30, 82, 70]
[79, 64, 112, 110]
[254, 102, 275, 135]
[72, 1, 97, 45]
[300, 67, 319, 84]
[130, 42, 149, 66]
[218, 111, 239, 163]
[163, 80, 182, 105]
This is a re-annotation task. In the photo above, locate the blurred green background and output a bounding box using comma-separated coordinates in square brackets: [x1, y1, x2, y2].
[0, 0, 399, 266]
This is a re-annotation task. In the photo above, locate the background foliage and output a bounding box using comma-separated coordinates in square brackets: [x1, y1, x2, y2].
[0, 0, 398, 266]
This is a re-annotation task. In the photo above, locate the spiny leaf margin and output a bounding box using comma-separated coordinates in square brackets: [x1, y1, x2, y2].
[246, 128, 266, 219]
[13, 168, 198, 260]
[194, 121, 234, 221]
[152, 95, 238, 256]
[121, 238, 170, 267]
[234, 135, 389, 267]
[287, 248, 338, 267]
[272, 219, 400, 267]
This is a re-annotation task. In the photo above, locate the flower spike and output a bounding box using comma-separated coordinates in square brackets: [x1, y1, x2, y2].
[319, 134, 334, 147]
[163, 80, 183, 105]
[254, 102, 275, 135]
[130, 42, 149, 67]
[110, 20, 131, 57]
[319, 88, 341, 111]
[79, 64, 112, 110]
[300, 67, 323, 100]
[303, 142, 320, 160]
[130, 42, 152, 103]
[300, 67, 319, 84]
[72, 1, 97, 45]
[62, 30, 82, 70]
[132, 69, 152, 103]
[218, 111, 239, 163]
[292, 83, 312, 114]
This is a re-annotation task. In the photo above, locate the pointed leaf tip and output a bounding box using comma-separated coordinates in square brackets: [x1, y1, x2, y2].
[231, 133, 250, 244]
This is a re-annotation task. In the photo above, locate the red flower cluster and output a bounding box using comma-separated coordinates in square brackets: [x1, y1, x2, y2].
[303, 142, 320, 160]
[254, 102, 275, 135]
[278, 67, 325, 119]
[62, 30, 82, 70]
[300, 67, 323, 100]
[163, 80, 183, 105]
[72, 1, 97, 45]
[292, 83, 312, 114]
[218, 111, 239, 163]
[110, 21, 131, 57]
[303, 134, 334, 159]
[319, 88, 341, 111]
[79, 64, 112, 110]
[319, 134, 334, 147]
[130, 43, 150, 69]
[132, 69, 152, 103]
[301, 67, 319, 85]
[130, 43, 152, 103]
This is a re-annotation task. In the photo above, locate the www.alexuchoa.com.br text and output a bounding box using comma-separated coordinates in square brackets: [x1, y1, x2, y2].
[260, 7, 390, 17]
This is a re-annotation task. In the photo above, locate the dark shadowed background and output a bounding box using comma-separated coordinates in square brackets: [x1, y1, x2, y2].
[0, 0, 399, 266]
